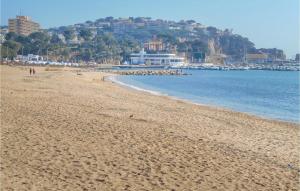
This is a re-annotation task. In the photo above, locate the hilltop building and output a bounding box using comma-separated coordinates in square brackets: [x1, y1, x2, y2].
[8, 16, 40, 36]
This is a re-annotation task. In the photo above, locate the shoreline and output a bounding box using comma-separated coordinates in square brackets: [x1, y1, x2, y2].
[1, 65, 299, 190]
[107, 74, 299, 125]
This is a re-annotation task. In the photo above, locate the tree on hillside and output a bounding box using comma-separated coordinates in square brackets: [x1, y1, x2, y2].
[206, 26, 218, 37]
[102, 33, 117, 45]
[105, 17, 114, 22]
[157, 32, 177, 44]
[85, 21, 93, 25]
[118, 38, 140, 61]
[80, 49, 93, 61]
[190, 40, 208, 53]
[29, 32, 50, 42]
[50, 34, 63, 44]
[79, 29, 93, 41]
[28, 32, 51, 55]
[63, 28, 75, 41]
[5, 32, 18, 41]
[1, 40, 21, 59]
[14, 35, 31, 55]
[15, 35, 31, 44]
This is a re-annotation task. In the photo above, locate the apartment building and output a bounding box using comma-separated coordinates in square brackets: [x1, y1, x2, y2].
[8, 16, 40, 36]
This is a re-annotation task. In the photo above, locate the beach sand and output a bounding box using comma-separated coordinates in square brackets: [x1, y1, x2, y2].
[1, 65, 299, 190]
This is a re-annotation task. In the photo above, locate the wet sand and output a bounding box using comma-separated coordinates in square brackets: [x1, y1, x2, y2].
[1, 65, 299, 190]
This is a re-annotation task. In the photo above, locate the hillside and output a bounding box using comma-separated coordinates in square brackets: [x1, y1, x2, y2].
[1, 17, 285, 64]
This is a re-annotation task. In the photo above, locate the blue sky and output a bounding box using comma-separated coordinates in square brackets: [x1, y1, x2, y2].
[1, 0, 299, 58]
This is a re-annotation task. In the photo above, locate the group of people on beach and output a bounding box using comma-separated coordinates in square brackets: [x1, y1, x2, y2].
[29, 68, 36, 76]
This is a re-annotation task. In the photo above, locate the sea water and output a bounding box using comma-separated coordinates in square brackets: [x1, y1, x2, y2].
[115, 70, 300, 123]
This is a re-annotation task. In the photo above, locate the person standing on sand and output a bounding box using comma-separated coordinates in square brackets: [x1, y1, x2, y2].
[29, 68, 32, 75]
[32, 68, 36, 75]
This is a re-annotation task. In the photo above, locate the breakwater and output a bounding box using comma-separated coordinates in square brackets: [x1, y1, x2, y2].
[107, 70, 187, 75]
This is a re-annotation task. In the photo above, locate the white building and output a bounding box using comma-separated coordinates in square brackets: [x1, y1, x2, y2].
[17, 54, 43, 61]
[130, 49, 185, 66]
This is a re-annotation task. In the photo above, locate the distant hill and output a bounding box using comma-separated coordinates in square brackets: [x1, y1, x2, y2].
[1, 17, 286, 63]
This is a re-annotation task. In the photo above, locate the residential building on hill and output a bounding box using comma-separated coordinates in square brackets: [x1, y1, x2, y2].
[8, 16, 40, 36]
[144, 39, 164, 52]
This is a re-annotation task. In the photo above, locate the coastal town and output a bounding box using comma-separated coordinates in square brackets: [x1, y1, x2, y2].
[1, 1, 300, 191]
[1, 15, 299, 71]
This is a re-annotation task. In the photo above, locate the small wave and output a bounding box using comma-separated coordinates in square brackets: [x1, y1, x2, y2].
[106, 75, 211, 108]
[106, 75, 167, 96]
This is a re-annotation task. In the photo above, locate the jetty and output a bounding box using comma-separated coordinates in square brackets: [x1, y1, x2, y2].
[107, 69, 187, 76]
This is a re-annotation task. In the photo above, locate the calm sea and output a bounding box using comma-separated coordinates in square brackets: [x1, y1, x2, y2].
[115, 70, 300, 123]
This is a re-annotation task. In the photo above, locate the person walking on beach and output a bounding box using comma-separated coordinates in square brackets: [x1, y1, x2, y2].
[32, 68, 36, 75]
[29, 68, 32, 76]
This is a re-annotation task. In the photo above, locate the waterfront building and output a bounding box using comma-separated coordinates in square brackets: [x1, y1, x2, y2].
[17, 54, 43, 61]
[295, 54, 300, 62]
[8, 16, 40, 36]
[206, 54, 227, 64]
[246, 53, 268, 64]
[130, 49, 185, 66]
[29, 54, 41, 61]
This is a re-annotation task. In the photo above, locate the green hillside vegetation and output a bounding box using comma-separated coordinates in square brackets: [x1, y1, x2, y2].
[1, 17, 285, 63]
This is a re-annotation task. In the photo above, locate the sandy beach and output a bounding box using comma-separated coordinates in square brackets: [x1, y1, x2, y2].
[1, 65, 299, 190]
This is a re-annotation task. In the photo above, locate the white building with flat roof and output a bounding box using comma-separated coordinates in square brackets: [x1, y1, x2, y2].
[130, 49, 185, 66]
[17, 54, 43, 61]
